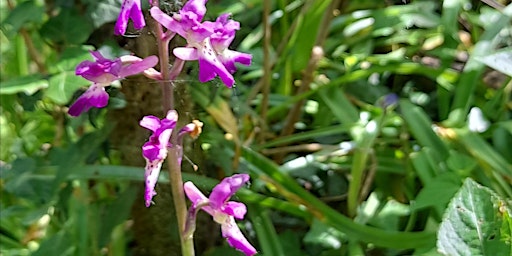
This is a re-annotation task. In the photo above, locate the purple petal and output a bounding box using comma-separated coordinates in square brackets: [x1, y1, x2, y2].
[90, 51, 107, 61]
[221, 217, 257, 256]
[182, 0, 208, 20]
[184, 181, 214, 215]
[144, 159, 163, 207]
[197, 41, 234, 87]
[150, 7, 179, 32]
[114, 0, 134, 35]
[118, 55, 158, 78]
[76, 52, 122, 83]
[219, 50, 252, 74]
[174, 47, 199, 61]
[209, 174, 250, 209]
[142, 141, 166, 162]
[222, 201, 247, 219]
[68, 84, 109, 116]
[115, 0, 146, 35]
[140, 115, 162, 132]
[130, 0, 145, 30]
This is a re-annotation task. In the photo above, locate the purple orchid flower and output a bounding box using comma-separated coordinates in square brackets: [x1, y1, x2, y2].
[140, 111, 203, 207]
[208, 14, 252, 74]
[114, 0, 146, 35]
[69, 51, 158, 116]
[150, 0, 251, 88]
[140, 110, 178, 207]
[184, 174, 257, 256]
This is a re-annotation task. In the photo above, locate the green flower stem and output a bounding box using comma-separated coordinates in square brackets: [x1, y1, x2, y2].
[167, 147, 195, 256]
[152, 1, 194, 255]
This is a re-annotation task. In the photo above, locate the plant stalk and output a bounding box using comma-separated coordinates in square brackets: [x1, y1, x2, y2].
[152, 1, 194, 255]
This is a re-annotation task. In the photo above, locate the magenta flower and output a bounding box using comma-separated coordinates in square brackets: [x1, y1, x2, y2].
[69, 51, 158, 116]
[140, 111, 203, 207]
[184, 174, 257, 256]
[114, 0, 146, 35]
[140, 110, 178, 207]
[150, 0, 251, 88]
[208, 14, 252, 74]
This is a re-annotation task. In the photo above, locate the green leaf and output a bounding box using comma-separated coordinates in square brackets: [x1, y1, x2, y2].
[85, 0, 120, 28]
[40, 8, 93, 45]
[248, 204, 286, 256]
[32, 230, 75, 256]
[437, 178, 512, 256]
[304, 218, 344, 250]
[400, 100, 450, 161]
[412, 172, 461, 216]
[240, 147, 436, 249]
[0, 1, 44, 38]
[0, 75, 48, 95]
[53, 46, 94, 72]
[318, 85, 359, 125]
[476, 50, 512, 77]
[46, 71, 88, 104]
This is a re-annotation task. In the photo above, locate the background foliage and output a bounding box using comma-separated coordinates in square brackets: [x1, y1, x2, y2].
[1, 0, 511, 255]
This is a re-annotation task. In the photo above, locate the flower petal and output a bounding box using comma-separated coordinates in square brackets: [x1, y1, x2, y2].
[150, 7, 179, 32]
[76, 51, 122, 83]
[115, 0, 146, 35]
[144, 159, 163, 207]
[184, 181, 214, 215]
[209, 174, 250, 209]
[221, 217, 257, 256]
[118, 55, 158, 78]
[140, 116, 162, 132]
[222, 201, 247, 219]
[129, 0, 145, 30]
[197, 41, 234, 87]
[68, 84, 109, 116]
[219, 49, 252, 74]
[181, 0, 208, 20]
[173, 47, 199, 61]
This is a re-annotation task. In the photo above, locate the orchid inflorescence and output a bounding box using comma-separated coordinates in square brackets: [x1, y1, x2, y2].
[68, 0, 255, 255]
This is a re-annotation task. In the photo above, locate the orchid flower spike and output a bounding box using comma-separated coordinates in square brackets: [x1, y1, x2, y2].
[140, 111, 203, 207]
[184, 174, 257, 256]
[69, 51, 158, 116]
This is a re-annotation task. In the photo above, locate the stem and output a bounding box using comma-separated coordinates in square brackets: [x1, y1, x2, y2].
[167, 147, 195, 256]
[151, 1, 194, 255]
[260, 0, 272, 135]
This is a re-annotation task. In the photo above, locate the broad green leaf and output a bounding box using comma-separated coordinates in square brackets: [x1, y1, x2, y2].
[0, 75, 48, 95]
[437, 178, 512, 256]
[0, 1, 44, 37]
[85, 0, 120, 28]
[412, 172, 461, 216]
[52, 46, 94, 72]
[40, 8, 93, 45]
[46, 71, 88, 104]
